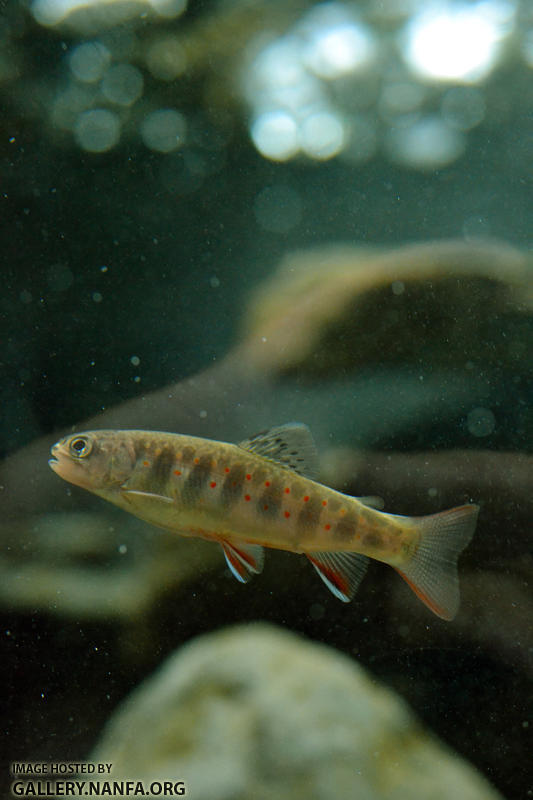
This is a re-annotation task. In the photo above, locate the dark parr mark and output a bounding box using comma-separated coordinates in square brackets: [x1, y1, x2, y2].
[151, 448, 176, 490]
[221, 464, 247, 508]
[182, 453, 212, 504]
[361, 532, 381, 550]
[335, 518, 357, 542]
[297, 494, 322, 530]
[257, 478, 283, 519]
[180, 446, 196, 464]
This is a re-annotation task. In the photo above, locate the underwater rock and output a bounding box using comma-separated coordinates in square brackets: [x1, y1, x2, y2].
[0, 509, 219, 621]
[241, 238, 533, 376]
[91, 623, 502, 800]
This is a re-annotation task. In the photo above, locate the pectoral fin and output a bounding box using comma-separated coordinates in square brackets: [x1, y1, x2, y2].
[221, 541, 265, 583]
[307, 551, 369, 602]
[121, 488, 175, 504]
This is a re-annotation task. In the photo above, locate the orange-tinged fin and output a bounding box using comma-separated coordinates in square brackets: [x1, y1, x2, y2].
[221, 541, 265, 584]
[307, 551, 369, 602]
[395, 503, 479, 620]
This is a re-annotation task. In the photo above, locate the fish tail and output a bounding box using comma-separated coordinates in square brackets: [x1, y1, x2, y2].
[395, 504, 479, 620]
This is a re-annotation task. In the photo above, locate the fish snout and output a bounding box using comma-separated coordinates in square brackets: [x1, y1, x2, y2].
[48, 441, 61, 471]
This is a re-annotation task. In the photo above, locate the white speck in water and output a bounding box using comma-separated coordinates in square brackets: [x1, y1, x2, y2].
[133, 376, 141, 383]
[467, 407, 496, 437]
[130, 355, 140, 366]
[118, 544, 127, 555]
[391, 280, 405, 295]
[199, 410, 207, 419]
[428, 487, 438, 497]
[92, 291, 103, 303]
[261, 336, 267, 343]
[100, 265, 108, 273]
[209, 276, 220, 288]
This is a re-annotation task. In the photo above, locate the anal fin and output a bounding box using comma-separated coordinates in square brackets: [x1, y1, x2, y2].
[307, 551, 369, 602]
[222, 541, 265, 584]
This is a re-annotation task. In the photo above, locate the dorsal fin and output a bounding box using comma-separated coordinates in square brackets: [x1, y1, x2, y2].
[238, 423, 319, 479]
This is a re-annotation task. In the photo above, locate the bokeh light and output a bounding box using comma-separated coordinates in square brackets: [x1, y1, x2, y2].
[69, 41, 111, 82]
[299, 111, 345, 160]
[250, 112, 299, 162]
[140, 109, 186, 153]
[298, 2, 376, 79]
[101, 64, 144, 106]
[386, 115, 465, 168]
[74, 108, 121, 152]
[402, 1, 515, 83]
[32, 0, 187, 27]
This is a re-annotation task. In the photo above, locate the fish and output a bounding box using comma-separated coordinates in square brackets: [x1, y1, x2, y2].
[48, 423, 478, 620]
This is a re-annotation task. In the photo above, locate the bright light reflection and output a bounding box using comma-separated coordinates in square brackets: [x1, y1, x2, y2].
[298, 2, 375, 79]
[403, 1, 514, 82]
[32, 0, 186, 26]
[251, 111, 299, 161]
[303, 22, 375, 79]
[386, 115, 465, 168]
[299, 111, 345, 160]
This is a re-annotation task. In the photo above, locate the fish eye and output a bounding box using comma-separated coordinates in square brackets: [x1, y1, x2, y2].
[69, 436, 92, 458]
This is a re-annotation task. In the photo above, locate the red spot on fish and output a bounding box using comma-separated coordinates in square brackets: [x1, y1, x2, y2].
[174, 469, 182, 476]
[284, 487, 290, 494]
[264, 504, 269, 511]
[210, 481, 217, 488]
[303, 496, 309, 502]
[194, 457, 200, 464]
[284, 511, 291, 518]
[322, 500, 327, 506]
[143, 460, 149, 467]
[224, 467, 230, 473]
[245, 494, 251, 502]
[265, 480, 270, 487]
[324, 524, 331, 531]
[246, 474, 252, 481]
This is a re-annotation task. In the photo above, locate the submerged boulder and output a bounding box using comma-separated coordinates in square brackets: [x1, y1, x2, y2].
[91, 623, 502, 800]
[241, 239, 533, 376]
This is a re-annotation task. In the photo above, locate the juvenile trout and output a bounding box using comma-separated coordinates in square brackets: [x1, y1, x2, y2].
[49, 424, 478, 619]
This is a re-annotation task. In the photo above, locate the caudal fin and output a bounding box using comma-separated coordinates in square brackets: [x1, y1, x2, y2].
[395, 504, 479, 620]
